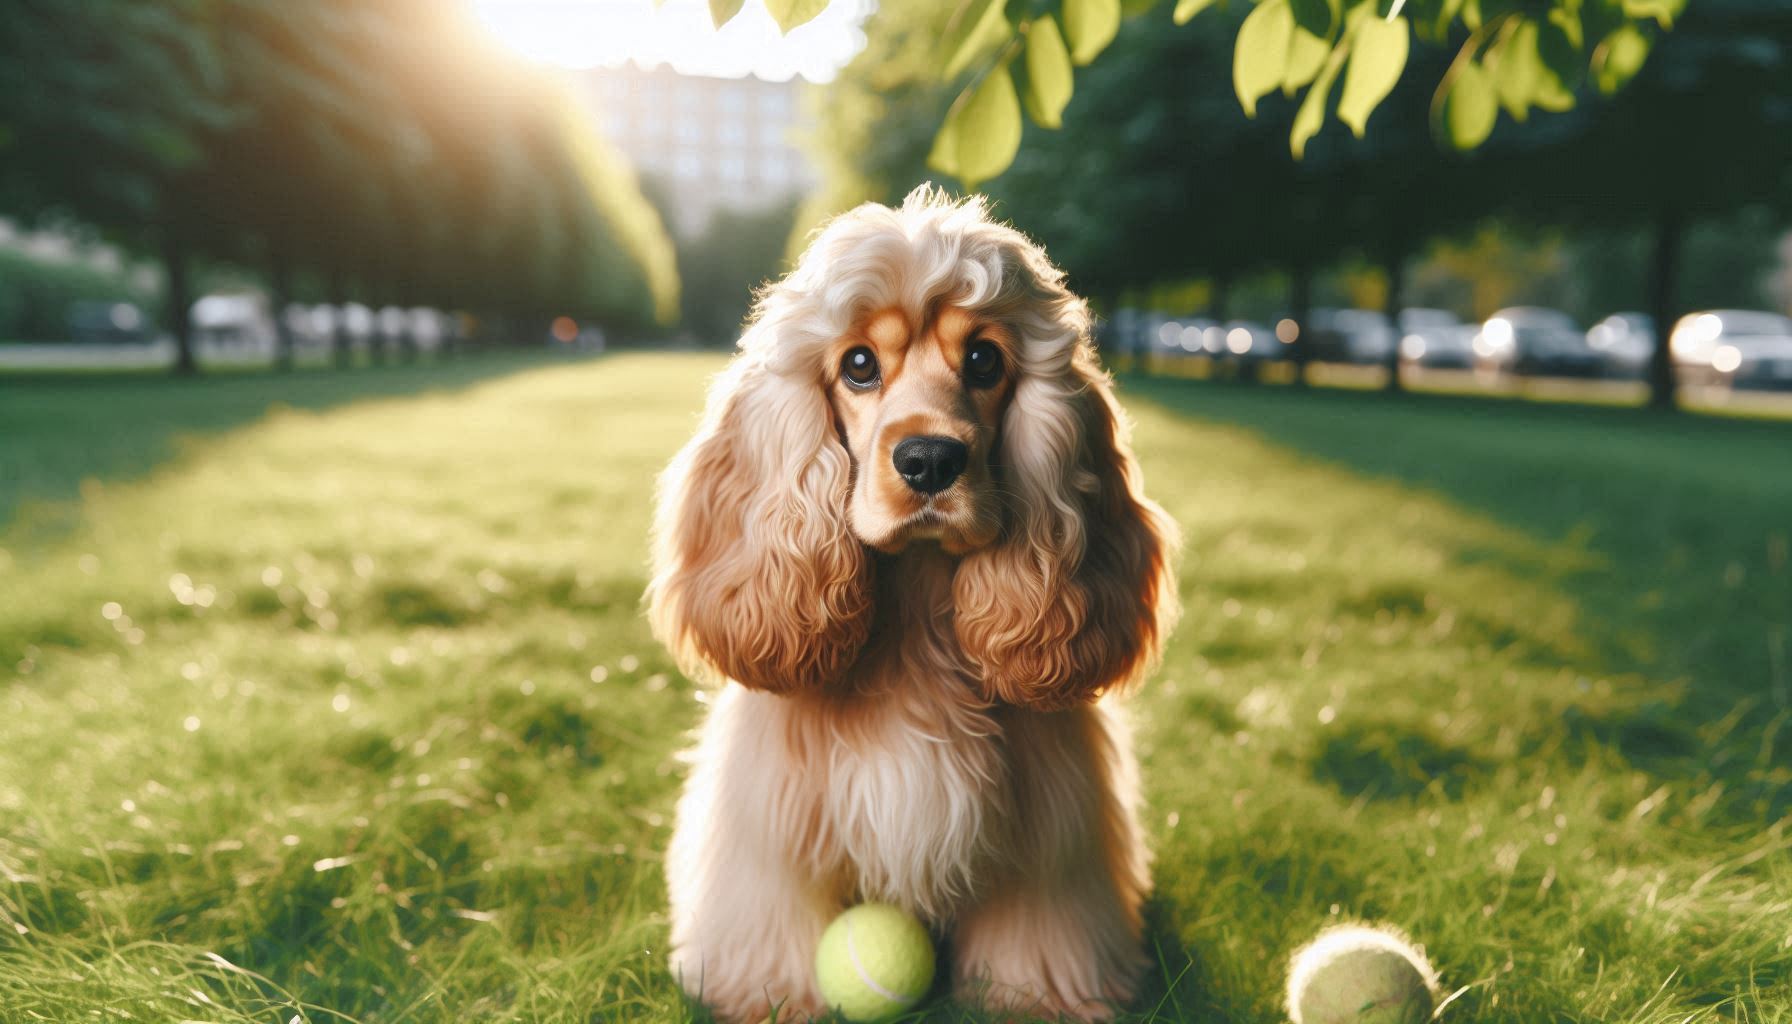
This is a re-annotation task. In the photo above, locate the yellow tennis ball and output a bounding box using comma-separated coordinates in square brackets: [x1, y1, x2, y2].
[1286, 923, 1438, 1024]
[814, 903, 936, 1022]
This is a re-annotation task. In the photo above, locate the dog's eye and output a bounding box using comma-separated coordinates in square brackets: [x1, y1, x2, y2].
[841, 346, 880, 389]
[964, 339, 1004, 388]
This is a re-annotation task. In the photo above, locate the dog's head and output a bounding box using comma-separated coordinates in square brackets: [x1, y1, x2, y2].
[648, 188, 1177, 708]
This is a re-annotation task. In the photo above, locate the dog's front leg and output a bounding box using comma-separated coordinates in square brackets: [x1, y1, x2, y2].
[666, 688, 837, 1023]
[953, 705, 1152, 1022]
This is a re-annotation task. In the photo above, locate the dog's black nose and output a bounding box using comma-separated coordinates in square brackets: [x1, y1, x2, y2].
[892, 436, 968, 495]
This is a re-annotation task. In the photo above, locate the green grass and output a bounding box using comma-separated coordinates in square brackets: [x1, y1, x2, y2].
[0, 353, 579, 524]
[1, 354, 1788, 1023]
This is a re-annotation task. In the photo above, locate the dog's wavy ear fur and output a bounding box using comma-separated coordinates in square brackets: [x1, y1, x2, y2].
[953, 320, 1179, 711]
[648, 340, 873, 693]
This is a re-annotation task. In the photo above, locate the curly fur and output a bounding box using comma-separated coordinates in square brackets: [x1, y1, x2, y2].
[647, 187, 1180, 1023]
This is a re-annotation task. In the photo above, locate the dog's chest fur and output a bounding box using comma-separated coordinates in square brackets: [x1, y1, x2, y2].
[776, 549, 1015, 920]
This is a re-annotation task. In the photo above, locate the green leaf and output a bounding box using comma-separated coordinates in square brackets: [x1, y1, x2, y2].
[1423, 0, 1463, 41]
[707, 0, 745, 29]
[942, 0, 1012, 79]
[1291, 43, 1346, 157]
[1622, 0, 1685, 28]
[1289, 0, 1334, 35]
[1440, 58, 1497, 148]
[1282, 25, 1331, 93]
[1173, 0, 1221, 24]
[928, 62, 1024, 189]
[1488, 18, 1542, 121]
[1023, 16, 1075, 128]
[1234, 0, 1294, 117]
[1592, 23, 1651, 93]
[1064, 0, 1121, 64]
[1534, 15, 1585, 107]
[1337, 14, 1407, 137]
[763, 0, 828, 32]
[1546, 6, 1583, 50]
[1123, 0, 1163, 15]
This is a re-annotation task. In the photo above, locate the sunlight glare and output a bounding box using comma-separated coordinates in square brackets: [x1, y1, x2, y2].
[468, 0, 869, 81]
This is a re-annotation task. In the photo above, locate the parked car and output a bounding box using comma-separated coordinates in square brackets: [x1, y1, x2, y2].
[1305, 308, 1396, 364]
[1587, 312, 1654, 378]
[1142, 315, 1246, 360]
[1173, 318, 1222, 355]
[280, 304, 336, 353]
[192, 293, 275, 354]
[1397, 308, 1472, 368]
[1670, 309, 1792, 390]
[67, 300, 151, 344]
[1148, 315, 1195, 358]
[1474, 307, 1604, 378]
[1221, 319, 1284, 361]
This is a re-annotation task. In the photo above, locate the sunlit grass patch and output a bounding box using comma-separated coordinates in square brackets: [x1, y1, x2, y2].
[2, 354, 1789, 1022]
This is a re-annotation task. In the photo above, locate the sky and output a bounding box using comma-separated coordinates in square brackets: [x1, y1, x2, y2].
[468, 0, 871, 82]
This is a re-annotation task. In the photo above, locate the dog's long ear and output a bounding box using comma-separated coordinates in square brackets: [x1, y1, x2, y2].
[649, 346, 873, 693]
[953, 345, 1178, 710]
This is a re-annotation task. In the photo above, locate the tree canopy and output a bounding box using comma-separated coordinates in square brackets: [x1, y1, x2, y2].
[717, 0, 1686, 184]
[791, 0, 1790, 407]
[0, 0, 678, 368]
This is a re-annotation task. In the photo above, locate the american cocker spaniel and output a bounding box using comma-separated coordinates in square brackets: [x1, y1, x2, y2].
[648, 188, 1180, 1022]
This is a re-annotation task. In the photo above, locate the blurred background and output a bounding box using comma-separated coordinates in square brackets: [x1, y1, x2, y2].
[0, 0, 1786, 414]
[3, 4, 1791, 1021]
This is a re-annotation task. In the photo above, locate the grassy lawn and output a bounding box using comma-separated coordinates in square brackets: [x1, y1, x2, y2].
[0, 354, 574, 525]
[1, 353, 1788, 1022]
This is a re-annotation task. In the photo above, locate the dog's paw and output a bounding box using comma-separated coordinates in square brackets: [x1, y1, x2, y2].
[674, 955, 828, 1024]
[954, 965, 1140, 1023]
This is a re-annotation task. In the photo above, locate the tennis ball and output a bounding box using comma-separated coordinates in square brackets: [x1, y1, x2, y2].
[814, 903, 936, 1022]
[1286, 923, 1438, 1024]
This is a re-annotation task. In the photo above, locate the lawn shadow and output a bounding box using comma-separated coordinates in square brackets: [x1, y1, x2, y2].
[1123, 376, 1792, 820]
[0, 351, 598, 530]
[1310, 725, 1485, 802]
[1128, 897, 1218, 1022]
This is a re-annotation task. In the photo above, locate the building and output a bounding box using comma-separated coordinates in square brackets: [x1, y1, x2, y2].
[580, 64, 817, 237]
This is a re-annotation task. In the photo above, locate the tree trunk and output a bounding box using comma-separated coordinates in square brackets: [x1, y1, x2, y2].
[440, 312, 458, 360]
[1289, 263, 1313, 387]
[163, 233, 197, 376]
[371, 309, 389, 366]
[1383, 246, 1406, 393]
[397, 311, 416, 363]
[1646, 208, 1684, 411]
[270, 252, 295, 372]
[330, 273, 351, 369]
[1212, 275, 1258, 383]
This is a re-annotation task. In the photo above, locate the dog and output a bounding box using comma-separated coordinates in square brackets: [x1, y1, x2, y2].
[647, 188, 1179, 1022]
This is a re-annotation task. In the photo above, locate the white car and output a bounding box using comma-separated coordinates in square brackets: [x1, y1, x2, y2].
[1587, 312, 1655, 378]
[1475, 307, 1604, 378]
[1397, 308, 1472, 368]
[1671, 310, 1792, 390]
[1306, 308, 1396, 364]
[191, 294, 276, 356]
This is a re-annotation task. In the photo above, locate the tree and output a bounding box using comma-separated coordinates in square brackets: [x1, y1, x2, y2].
[0, 0, 229, 372]
[1443, 0, 1792, 405]
[0, 0, 678, 372]
[677, 197, 803, 345]
[716, 0, 1682, 185]
[799, 0, 1791, 408]
[799, 0, 1482, 380]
